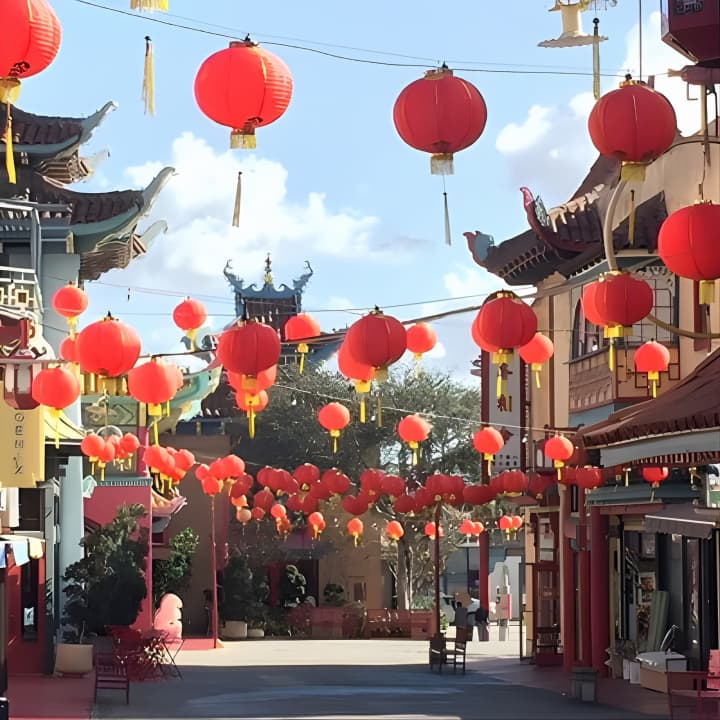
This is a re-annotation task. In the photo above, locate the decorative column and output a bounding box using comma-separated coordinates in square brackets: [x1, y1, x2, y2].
[590, 506, 610, 676]
[578, 489, 591, 666]
[559, 484, 575, 671]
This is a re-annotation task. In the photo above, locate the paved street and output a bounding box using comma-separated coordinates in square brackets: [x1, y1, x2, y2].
[94, 636, 668, 720]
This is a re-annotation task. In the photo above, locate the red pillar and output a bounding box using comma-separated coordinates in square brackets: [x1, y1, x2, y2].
[478, 531, 489, 617]
[559, 485, 575, 671]
[590, 507, 610, 676]
[578, 491, 591, 666]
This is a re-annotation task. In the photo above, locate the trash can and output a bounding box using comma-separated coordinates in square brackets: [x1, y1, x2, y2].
[570, 667, 598, 702]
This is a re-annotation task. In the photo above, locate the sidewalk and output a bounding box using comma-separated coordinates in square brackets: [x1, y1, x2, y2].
[7, 674, 94, 720]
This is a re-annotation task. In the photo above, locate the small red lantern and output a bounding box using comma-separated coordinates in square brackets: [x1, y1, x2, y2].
[392, 494, 415, 514]
[381, 474, 406, 499]
[59, 336, 77, 362]
[347, 517, 364, 546]
[360, 469, 385, 499]
[337, 342, 376, 423]
[393, 65, 487, 176]
[642, 466, 669, 489]
[0, 0, 62, 184]
[588, 78, 677, 181]
[500, 470, 529, 496]
[519, 333, 554, 388]
[307, 511, 325, 540]
[284, 313, 321, 374]
[75, 314, 141, 382]
[423, 521, 443, 540]
[510, 515, 523, 531]
[217, 321, 280, 377]
[293, 463, 320, 491]
[236, 389, 269, 439]
[634, 341, 670, 398]
[406, 322, 437, 361]
[31, 367, 80, 446]
[543, 435, 575, 478]
[51, 282, 88, 335]
[345, 309, 406, 381]
[128, 359, 179, 423]
[342, 494, 370, 517]
[472, 427, 505, 473]
[498, 516, 513, 533]
[581, 273, 654, 370]
[385, 520, 404, 542]
[172, 297, 207, 349]
[575, 467, 603, 491]
[194, 39, 293, 150]
[463, 484, 495, 506]
[658, 202, 720, 305]
[459, 518, 475, 536]
[317, 402, 351, 453]
[397, 414, 431, 466]
[236, 507, 252, 524]
[227, 365, 277, 395]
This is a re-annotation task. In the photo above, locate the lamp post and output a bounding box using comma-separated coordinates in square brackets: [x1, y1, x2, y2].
[209, 493, 219, 649]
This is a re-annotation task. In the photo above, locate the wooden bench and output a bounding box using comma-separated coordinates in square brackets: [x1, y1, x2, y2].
[94, 652, 129, 704]
[429, 628, 468, 674]
[667, 671, 720, 720]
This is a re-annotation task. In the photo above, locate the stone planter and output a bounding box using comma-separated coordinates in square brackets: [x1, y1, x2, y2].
[247, 628, 265, 638]
[222, 620, 248, 640]
[54, 643, 94, 677]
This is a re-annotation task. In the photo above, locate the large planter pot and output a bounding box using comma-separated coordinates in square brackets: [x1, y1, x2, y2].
[222, 620, 248, 640]
[247, 628, 265, 638]
[54, 643, 94, 677]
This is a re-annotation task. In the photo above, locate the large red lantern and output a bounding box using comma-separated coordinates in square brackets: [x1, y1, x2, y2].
[345, 309, 406, 380]
[318, 402, 351, 454]
[588, 78, 676, 181]
[575, 467, 603, 491]
[31, 367, 80, 444]
[472, 427, 505, 473]
[658, 202, 720, 305]
[406, 322, 437, 361]
[634, 340, 670, 398]
[397, 414, 431, 466]
[543, 435, 575, 478]
[0, 0, 61, 184]
[393, 66, 487, 176]
[172, 297, 207, 349]
[337, 342, 376, 423]
[194, 39, 292, 150]
[519, 333, 554, 388]
[128, 359, 179, 419]
[75, 314, 141, 382]
[284, 313, 321, 374]
[217, 321, 280, 378]
[51, 282, 88, 334]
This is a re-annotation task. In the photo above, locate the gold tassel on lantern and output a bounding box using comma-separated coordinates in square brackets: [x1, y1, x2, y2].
[131, 0, 169, 11]
[376, 395, 383, 428]
[443, 191, 452, 246]
[232, 171, 242, 227]
[330, 429, 340, 454]
[1, 78, 21, 185]
[142, 36, 155, 116]
[355, 380, 370, 423]
[532, 363, 542, 389]
[297, 343, 308, 374]
[648, 370, 659, 398]
[628, 189, 636, 247]
[247, 408, 256, 439]
[699, 280, 715, 306]
[409, 441, 419, 466]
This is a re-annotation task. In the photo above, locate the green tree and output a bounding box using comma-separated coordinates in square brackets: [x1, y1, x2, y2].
[229, 363, 497, 609]
[152, 527, 199, 607]
[62, 504, 149, 642]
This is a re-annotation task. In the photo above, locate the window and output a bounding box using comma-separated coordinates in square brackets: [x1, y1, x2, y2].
[571, 300, 605, 359]
[20, 559, 39, 641]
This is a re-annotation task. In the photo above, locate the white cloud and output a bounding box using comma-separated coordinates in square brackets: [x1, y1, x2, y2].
[115, 132, 405, 295]
[496, 105, 554, 155]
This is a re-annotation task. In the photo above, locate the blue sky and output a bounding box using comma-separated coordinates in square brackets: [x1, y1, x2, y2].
[26, 1, 694, 376]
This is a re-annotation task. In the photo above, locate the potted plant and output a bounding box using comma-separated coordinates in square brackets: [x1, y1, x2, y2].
[220, 553, 256, 639]
[247, 569, 270, 639]
[57, 505, 149, 676]
[323, 583, 345, 607]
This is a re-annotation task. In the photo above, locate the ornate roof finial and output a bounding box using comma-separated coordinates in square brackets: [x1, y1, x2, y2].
[263, 254, 273, 286]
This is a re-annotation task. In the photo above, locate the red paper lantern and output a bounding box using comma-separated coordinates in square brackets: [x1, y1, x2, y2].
[80, 433, 104, 460]
[236, 507, 252, 524]
[658, 202, 720, 305]
[519, 333, 554, 388]
[497, 515, 513, 532]
[270, 503, 287, 520]
[473, 294, 537, 358]
[128, 359, 178, 415]
[59, 336, 77, 362]
[318, 402, 351, 453]
[218, 321, 280, 377]
[293, 463, 320, 491]
[51, 282, 88, 332]
[634, 340, 670, 398]
[172, 297, 206, 331]
[472, 427, 505, 472]
[227, 365, 277, 394]
[500, 470, 529, 496]
[385, 520, 404, 542]
[580, 281, 607, 327]
[423, 521, 443, 539]
[0, 0, 61, 183]
[345, 310, 406, 380]
[307, 511, 325, 540]
[463, 484, 495, 506]
[284, 313, 320, 373]
[31, 367, 79, 413]
[576, 467, 603, 491]
[337, 342, 376, 423]
[470, 315, 500, 354]
[381, 474, 405, 499]
[250, 507, 265, 521]
[397, 414, 431, 465]
[393, 65, 487, 175]
[392, 494, 415, 514]
[235, 389, 269, 439]
[342, 494, 370, 517]
[321, 469, 351, 496]
[194, 39, 292, 149]
[544, 435, 574, 477]
[406, 322, 437, 360]
[75, 315, 141, 379]
[347, 517, 364, 546]
[510, 515, 523, 531]
[588, 79, 676, 181]
[642, 466, 669, 489]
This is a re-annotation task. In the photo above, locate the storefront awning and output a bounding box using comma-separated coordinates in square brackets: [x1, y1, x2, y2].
[644, 505, 720, 540]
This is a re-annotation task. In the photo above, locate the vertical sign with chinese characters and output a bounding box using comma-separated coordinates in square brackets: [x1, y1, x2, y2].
[0, 381, 44, 488]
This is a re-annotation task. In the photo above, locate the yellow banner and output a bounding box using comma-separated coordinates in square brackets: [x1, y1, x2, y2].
[0, 386, 44, 488]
